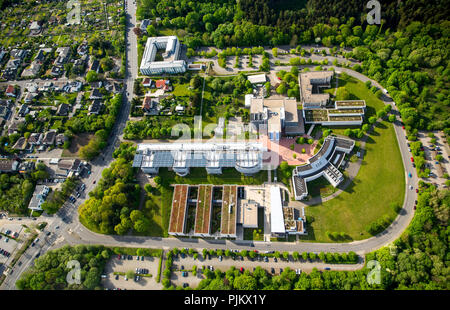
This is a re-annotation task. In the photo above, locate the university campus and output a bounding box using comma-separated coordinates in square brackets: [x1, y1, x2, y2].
[0, 0, 447, 295]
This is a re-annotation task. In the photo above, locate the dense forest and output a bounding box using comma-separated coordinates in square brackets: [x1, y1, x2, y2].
[239, 0, 449, 32]
[191, 186, 449, 290]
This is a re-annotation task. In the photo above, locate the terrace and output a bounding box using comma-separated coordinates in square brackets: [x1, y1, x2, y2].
[328, 115, 363, 122]
[304, 109, 328, 122]
[194, 185, 213, 236]
[327, 108, 364, 115]
[335, 100, 366, 107]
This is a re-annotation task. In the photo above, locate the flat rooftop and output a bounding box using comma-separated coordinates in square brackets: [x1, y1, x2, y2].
[168, 185, 189, 234]
[220, 185, 237, 236]
[194, 185, 213, 235]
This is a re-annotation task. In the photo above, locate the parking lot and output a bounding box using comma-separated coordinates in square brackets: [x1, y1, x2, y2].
[0, 223, 25, 265]
[101, 255, 163, 290]
[417, 131, 449, 187]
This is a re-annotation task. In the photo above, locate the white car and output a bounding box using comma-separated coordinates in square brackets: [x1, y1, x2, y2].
[409, 185, 413, 190]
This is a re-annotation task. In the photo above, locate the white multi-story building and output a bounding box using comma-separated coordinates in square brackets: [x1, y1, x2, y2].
[140, 36, 186, 75]
[133, 142, 266, 177]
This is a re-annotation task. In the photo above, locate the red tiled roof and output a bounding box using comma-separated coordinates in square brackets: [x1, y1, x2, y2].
[155, 80, 166, 88]
[142, 96, 152, 110]
[6, 85, 14, 94]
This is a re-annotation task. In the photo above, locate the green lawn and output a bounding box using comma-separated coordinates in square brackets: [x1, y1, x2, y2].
[300, 120, 405, 242]
[158, 167, 267, 186]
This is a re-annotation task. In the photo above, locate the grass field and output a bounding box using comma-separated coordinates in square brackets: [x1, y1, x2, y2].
[62, 133, 93, 157]
[299, 120, 405, 242]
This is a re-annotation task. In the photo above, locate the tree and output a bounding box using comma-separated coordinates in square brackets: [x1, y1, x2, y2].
[86, 70, 99, 83]
[272, 47, 278, 57]
[276, 83, 287, 94]
[126, 270, 135, 279]
[388, 115, 396, 122]
[369, 116, 377, 124]
[336, 87, 350, 100]
[233, 275, 257, 290]
[100, 57, 114, 72]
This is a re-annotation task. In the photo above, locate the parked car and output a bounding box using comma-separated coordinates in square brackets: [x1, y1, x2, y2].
[271, 268, 275, 274]
[408, 172, 412, 178]
[324, 267, 331, 270]
[183, 283, 189, 288]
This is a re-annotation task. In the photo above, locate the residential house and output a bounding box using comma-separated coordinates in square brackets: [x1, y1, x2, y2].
[156, 80, 172, 91]
[21, 49, 46, 78]
[55, 133, 67, 146]
[0, 106, 8, 121]
[23, 92, 38, 103]
[89, 59, 100, 73]
[12, 137, 28, 151]
[5, 85, 16, 97]
[57, 103, 70, 116]
[29, 21, 42, 35]
[51, 47, 70, 76]
[0, 159, 19, 173]
[18, 104, 29, 117]
[140, 19, 151, 33]
[28, 185, 50, 211]
[28, 133, 43, 145]
[77, 42, 88, 56]
[89, 88, 103, 100]
[57, 159, 82, 177]
[142, 78, 153, 87]
[63, 81, 82, 93]
[54, 47, 70, 66]
[42, 130, 56, 145]
[142, 96, 160, 115]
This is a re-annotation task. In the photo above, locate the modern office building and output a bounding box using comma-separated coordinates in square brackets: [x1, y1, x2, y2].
[300, 71, 366, 126]
[249, 97, 305, 140]
[139, 36, 186, 75]
[292, 136, 355, 200]
[133, 142, 266, 177]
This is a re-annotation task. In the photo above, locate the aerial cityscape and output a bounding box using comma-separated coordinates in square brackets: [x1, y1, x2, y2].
[0, 0, 448, 296]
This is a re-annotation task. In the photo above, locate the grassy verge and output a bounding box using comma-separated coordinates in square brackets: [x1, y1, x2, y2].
[156, 251, 163, 283]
